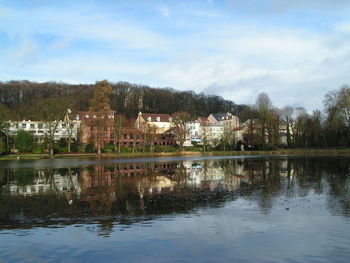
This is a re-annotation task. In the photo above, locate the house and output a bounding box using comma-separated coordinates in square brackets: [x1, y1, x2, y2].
[208, 113, 239, 128]
[184, 120, 202, 146]
[135, 112, 173, 134]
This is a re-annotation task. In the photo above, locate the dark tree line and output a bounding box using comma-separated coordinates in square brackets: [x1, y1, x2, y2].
[0, 80, 244, 119]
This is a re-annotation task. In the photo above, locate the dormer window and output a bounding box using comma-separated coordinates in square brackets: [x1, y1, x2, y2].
[22, 123, 26, 129]
[169, 117, 172, 122]
[93, 115, 96, 118]
[156, 117, 160, 122]
[147, 117, 152, 122]
[76, 115, 80, 120]
[85, 114, 89, 118]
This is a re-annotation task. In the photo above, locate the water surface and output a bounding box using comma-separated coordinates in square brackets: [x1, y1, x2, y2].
[1, 156, 349, 262]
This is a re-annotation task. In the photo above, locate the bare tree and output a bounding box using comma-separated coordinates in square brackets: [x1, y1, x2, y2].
[280, 106, 295, 147]
[171, 112, 192, 152]
[35, 98, 70, 156]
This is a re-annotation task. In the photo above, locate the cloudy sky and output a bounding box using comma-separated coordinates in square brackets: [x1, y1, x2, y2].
[1, 0, 350, 110]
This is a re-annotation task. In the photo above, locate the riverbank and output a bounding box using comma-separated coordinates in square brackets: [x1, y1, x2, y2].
[1, 148, 350, 161]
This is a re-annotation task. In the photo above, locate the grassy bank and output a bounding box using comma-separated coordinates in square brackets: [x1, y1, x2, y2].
[0, 148, 350, 161]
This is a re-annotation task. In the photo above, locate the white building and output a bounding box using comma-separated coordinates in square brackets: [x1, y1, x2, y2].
[184, 121, 202, 146]
[7, 119, 81, 142]
[135, 112, 173, 134]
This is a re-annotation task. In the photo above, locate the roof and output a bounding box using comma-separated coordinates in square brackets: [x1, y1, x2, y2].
[140, 113, 172, 122]
[211, 113, 233, 122]
[232, 127, 244, 131]
[197, 117, 209, 123]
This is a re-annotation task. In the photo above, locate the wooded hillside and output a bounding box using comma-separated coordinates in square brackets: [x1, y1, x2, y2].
[0, 80, 245, 120]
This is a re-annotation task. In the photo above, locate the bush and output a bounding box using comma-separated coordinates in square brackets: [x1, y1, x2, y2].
[77, 145, 85, 153]
[14, 130, 35, 153]
[262, 144, 278, 151]
[120, 147, 132, 153]
[85, 144, 94, 153]
[33, 145, 44, 154]
[184, 146, 202, 152]
[154, 145, 177, 152]
[103, 142, 115, 153]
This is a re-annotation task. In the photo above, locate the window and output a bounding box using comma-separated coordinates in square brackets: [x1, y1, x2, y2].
[38, 123, 43, 129]
[62, 124, 66, 128]
[21, 123, 26, 129]
[30, 124, 35, 129]
[147, 117, 152, 122]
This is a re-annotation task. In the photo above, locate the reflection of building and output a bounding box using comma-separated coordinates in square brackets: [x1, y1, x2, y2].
[183, 160, 245, 191]
[6, 171, 80, 196]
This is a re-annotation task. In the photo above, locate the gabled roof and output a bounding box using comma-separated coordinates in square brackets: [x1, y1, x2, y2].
[197, 117, 209, 123]
[211, 113, 233, 122]
[140, 113, 172, 122]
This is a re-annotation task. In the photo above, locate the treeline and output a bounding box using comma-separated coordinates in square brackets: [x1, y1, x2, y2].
[0, 80, 244, 119]
[243, 85, 350, 149]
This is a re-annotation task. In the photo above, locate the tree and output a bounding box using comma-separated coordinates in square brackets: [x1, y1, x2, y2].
[280, 106, 295, 147]
[294, 107, 309, 147]
[89, 80, 114, 155]
[64, 109, 75, 153]
[33, 97, 70, 155]
[144, 123, 157, 152]
[14, 130, 35, 153]
[324, 85, 350, 146]
[255, 93, 273, 146]
[115, 115, 126, 154]
[0, 103, 15, 153]
[171, 112, 192, 152]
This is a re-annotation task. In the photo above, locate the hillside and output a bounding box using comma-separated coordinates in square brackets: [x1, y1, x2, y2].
[0, 80, 247, 120]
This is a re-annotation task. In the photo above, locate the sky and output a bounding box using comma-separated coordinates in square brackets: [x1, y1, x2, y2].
[1, 0, 350, 111]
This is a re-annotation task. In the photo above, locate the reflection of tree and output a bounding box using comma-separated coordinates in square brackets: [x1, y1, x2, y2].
[1, 157, 350, 232]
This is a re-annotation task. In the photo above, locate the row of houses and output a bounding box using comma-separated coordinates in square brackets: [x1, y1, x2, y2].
[5, 110, 289, 150]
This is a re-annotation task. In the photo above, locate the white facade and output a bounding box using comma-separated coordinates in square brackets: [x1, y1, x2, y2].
[7, 120, 81, 141]
[184, 121, 202, 146]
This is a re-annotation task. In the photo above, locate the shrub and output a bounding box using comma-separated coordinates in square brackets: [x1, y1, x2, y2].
[262, 144, 278, 151]
[33, 145, 44, 154]
[85, 144, 94, 153]
[154, 145, 177, 152]
[14, 130, 35, 153]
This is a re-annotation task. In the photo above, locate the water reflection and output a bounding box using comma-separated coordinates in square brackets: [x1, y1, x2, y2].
[1, 157, 349, 234]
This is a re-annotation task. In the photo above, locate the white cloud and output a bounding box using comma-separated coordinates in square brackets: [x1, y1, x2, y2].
[157, 5, 170, 17]
[1, 1, 350, 112]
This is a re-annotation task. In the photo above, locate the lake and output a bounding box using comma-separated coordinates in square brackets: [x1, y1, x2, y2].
[0, 156, 349, 263]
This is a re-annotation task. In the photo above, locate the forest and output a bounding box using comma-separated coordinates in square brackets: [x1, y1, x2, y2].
[0, 80, 246, 120]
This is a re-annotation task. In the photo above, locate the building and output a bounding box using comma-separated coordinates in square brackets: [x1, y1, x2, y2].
[208, 113, 239, 128]
[76, 110, 116, 149]
[7, 119, 81, 142]
[135, 112, 173, 134]
[184, 120, 202, 146]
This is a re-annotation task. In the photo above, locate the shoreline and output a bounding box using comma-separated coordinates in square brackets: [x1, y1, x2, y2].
[1, 148, 350, 161]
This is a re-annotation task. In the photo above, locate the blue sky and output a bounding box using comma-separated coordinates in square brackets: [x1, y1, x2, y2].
[1, 0, 350, 111]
